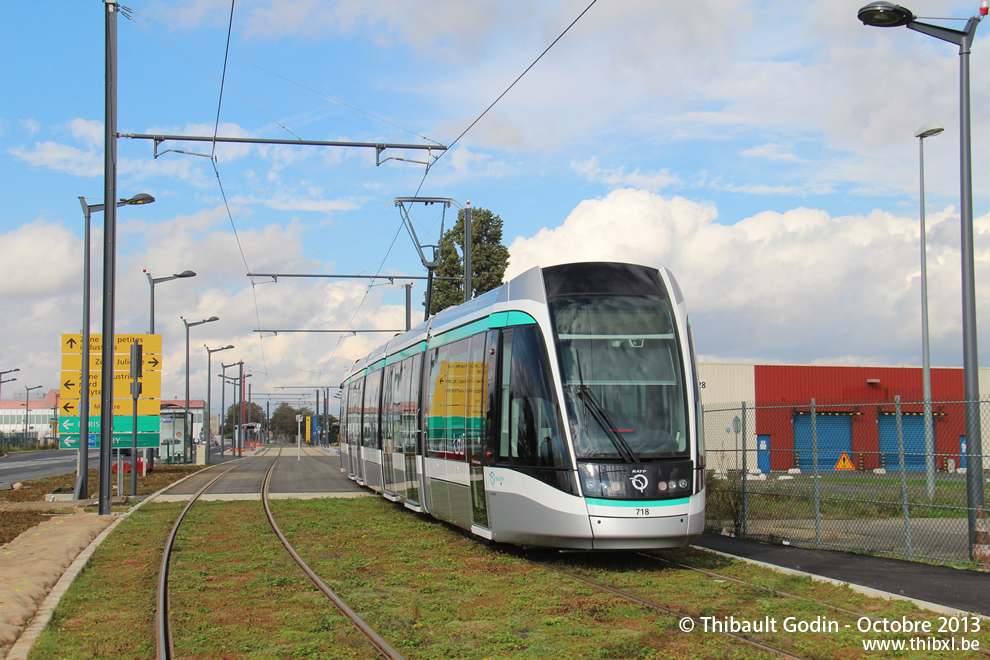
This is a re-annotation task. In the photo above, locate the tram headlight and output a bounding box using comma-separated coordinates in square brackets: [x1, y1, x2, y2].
[678, 479, 688, 489]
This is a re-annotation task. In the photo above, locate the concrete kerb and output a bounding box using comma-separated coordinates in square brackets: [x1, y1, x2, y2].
[5, 462, 230, 660]
[694, 545, 990, 621]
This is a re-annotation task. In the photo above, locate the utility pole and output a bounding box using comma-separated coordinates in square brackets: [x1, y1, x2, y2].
[464, 200, 472, 303]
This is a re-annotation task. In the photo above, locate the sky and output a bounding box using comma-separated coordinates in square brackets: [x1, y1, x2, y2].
[4, 0, 990, 415]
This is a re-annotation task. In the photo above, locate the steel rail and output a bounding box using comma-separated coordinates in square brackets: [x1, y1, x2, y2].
[155, 460, 246, 660]
[530, 559, 807, 660]
[261, 447, 404, 659]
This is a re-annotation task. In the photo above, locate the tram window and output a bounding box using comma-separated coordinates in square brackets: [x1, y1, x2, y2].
[363, 370, 382, 448]
[426, 345, 448, 455]
[444, 339, 469, 459]
[467, 332, 488, 460]
[348, 378, 364, 447]
[403, 355, 421, 453]
[382, 363, 398, 455]
[497, 327, 568, 468]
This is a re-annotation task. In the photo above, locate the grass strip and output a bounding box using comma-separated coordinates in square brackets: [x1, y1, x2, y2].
[29, 494, 990, 659]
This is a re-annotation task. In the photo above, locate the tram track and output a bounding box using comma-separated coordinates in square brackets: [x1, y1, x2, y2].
[154, 447, 401, 660]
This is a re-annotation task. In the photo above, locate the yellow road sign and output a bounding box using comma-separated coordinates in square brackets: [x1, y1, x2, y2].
[60, 397, 160, 417]
[60, 370, 162, 400]
[62, 333, 163, 354]
[61, 352, 163, 372]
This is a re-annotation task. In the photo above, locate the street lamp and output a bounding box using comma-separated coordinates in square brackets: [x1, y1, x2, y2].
[0, 368, 19, 402]
[859, 1, 985, 558]
[145, 269, 196, 334]
[182, 316, 219, 463]
[916, 122, 943, 501]
[204, 344, 234, 463]
[24, 385, 42, 443]
[78, 194, 155, 501]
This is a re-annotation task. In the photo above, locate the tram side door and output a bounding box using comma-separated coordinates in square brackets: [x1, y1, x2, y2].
[468, 330, 498, 530]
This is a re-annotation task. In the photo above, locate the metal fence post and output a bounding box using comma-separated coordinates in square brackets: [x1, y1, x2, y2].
[895, 396, 914, 559]
[742, 401, 748, 538]
[812, 398, 821, 549]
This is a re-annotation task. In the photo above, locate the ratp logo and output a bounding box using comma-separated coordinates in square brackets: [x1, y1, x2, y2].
[630, 474, 649, 493]
[489, 471, 504, 486]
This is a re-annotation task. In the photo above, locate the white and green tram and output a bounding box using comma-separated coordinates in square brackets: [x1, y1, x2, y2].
[339, 262, 705, 550]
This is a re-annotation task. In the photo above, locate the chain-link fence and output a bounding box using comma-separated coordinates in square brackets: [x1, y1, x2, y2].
[703, 398, 990, 568]
[0, 431, 43, 454]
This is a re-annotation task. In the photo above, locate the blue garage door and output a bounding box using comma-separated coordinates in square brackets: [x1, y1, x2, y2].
[793, 414, 852, 472]
[877, 414, 925, 471]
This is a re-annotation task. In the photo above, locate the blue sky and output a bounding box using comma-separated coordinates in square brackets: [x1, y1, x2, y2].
[4, 0, 990, 411]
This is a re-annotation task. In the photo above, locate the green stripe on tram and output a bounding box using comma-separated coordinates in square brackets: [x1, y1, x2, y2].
[586, 497, 690, 508]
[385, 341, 426, 365]
[488, 311, 537, 328]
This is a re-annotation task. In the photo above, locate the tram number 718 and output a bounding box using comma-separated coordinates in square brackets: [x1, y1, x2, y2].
[635, 508, 650, 516]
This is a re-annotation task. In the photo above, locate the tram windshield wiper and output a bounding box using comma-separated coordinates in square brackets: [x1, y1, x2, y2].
[574, 353, 639, 464]
[577, 386, 640, 464]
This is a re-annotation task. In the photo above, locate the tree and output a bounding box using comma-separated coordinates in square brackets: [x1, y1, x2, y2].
[222, 401, 265, 439]
[428, 206, 510, 316]
[270, 402, 305, 440]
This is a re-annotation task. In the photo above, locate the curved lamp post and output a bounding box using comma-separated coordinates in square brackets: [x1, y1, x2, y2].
[859, 1, 985, 558]
[24, 385, 42, 443]
[916, 122, 943, 502]
[145, 269, 196, 334]
[0, 368, 19, 402]
[205, 344, 234, 463]
[78, 193, 155, 501]
[182, 316, 219, 463]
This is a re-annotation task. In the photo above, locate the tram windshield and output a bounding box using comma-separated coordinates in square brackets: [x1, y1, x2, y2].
[549, 294, 688, 460]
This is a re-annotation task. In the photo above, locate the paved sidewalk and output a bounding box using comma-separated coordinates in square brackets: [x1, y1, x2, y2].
[696, 532, 990, 617]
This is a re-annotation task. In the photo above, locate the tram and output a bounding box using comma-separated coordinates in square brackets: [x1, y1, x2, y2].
[339, 262, 705, 550]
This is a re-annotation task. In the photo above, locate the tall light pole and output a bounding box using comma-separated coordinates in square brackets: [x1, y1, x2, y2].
[145, 269, 196, 334]
[77, 194, 155, 500]
[916, 122, 943, 501]
[859, 1, 985, 558]
[205, 344, 234, 463]
[24, 385, 42, 442]
[182, 316, 219, 463]
[0, 368, 19, 402]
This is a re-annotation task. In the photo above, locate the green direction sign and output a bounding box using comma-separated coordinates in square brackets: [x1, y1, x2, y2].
[59, 432, 160, 450]
[59, 415, 159, 434]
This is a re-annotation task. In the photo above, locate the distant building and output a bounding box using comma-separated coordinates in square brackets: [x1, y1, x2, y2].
[0, 391, 205, 447]
[0, 389, 61, 444]
[698, 363, 990, 473]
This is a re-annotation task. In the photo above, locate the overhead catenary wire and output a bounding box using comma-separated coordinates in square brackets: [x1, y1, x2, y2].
[123, 8, 438, 144]
[120, 2, 598, 391]
[434, 0, 599, 162]
[330, 1, 601, 384]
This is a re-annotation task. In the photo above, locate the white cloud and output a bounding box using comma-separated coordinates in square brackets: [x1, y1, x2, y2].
[572, 157, 681, 191]
[69, 119, 104, 150]
[507, 188, 989, 366]
[20, 118, 40, 136]
[8, 142, 102, 177]
[740, 142, 805, 163]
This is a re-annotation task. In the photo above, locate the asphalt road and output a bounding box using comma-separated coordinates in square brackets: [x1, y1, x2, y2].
[0, 449, 98, 484]
[0, 446, 243, 484]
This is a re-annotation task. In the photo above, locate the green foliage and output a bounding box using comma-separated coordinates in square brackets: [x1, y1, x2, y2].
[428, 206, 510, 315]
[221, 401, 265, 438]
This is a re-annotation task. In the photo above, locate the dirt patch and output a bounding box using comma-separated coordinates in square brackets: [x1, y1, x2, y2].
[0, 513, 114, 659]
[0, 511, 55, 546]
